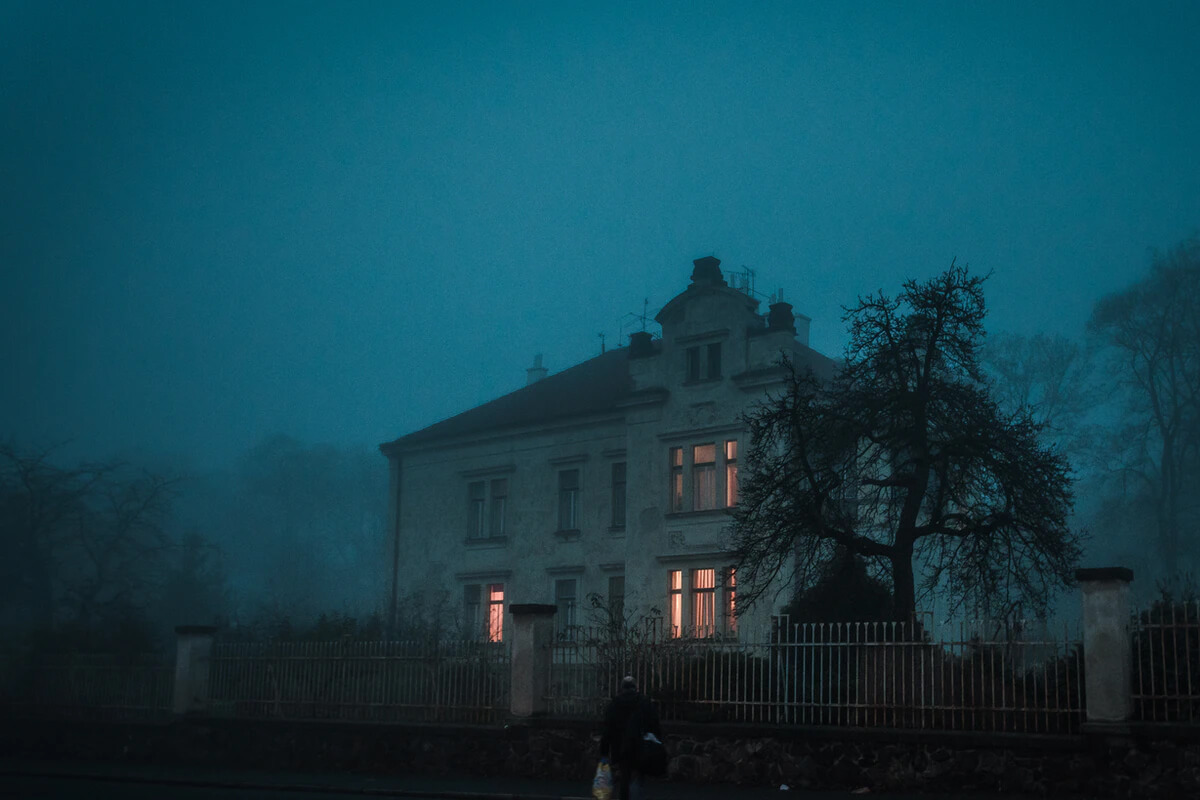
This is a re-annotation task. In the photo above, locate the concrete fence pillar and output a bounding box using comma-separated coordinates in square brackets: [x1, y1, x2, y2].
[509, 603, 556, 718]
[1076, 567, 1134, 728]
[173, 625, 218, 716]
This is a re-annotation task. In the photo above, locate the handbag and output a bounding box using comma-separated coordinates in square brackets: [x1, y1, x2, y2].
[592, 758, 613, 800]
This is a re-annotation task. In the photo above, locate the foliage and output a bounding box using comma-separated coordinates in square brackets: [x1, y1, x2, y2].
[1087, 238, 1200, 570]
[780, 547, 894, 624]
[730, 266, 1083, 621]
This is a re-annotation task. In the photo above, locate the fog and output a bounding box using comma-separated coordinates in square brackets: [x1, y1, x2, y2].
[2, 2, 1199, 639]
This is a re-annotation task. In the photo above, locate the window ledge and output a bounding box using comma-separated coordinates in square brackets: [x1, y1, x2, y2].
[665, 508, 734, 521]
[464, 535, 508, 548]
[554, 528, 581, 542]
[607, 525, 626, 536]
[681, 377, 722, 387]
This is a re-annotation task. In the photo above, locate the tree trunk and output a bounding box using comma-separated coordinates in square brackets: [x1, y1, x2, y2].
[891, 544, 916, 623]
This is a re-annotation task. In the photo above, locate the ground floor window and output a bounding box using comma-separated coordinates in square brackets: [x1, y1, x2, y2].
[464, 582, 505, 642]
[668, 567, 737, 638]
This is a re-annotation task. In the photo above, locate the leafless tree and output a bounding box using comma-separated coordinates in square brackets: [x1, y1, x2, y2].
[730, 266, 1083, 621]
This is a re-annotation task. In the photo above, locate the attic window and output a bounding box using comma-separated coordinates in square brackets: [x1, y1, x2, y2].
[686, 343, 722, 382]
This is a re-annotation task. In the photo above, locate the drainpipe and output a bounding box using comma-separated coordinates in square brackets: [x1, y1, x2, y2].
[388, 456, 403, 637]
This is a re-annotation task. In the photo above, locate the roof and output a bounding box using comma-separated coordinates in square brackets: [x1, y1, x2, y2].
[381, 347, 635, 453]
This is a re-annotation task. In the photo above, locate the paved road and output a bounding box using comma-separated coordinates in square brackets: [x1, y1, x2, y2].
[0, 762, 1042, 800]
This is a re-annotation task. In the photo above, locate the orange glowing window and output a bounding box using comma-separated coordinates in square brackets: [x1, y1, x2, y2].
[487, 584, 504, 642]
[668, 570, 683, 638]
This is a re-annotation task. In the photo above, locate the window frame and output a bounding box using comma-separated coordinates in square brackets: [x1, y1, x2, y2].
[557, 468, 581, 531]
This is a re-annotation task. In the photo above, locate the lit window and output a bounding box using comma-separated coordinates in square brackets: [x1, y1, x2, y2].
[724, 440, 739, 507]
[558, 469, 580, 530]
[611, 462, 626, 528]
[555, 579, 577, 639]
[669, 448, 683, 512]
[668, 570, 683, 638]
[692, 568, 716, 637]
[723, 567, 738, 635]
[467, 481, 486, 538]
[693, 444, 717, 510]
[487, 584, 505, 642]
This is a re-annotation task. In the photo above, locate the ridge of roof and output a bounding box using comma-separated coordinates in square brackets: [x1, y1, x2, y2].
[382, 348, 633, 453]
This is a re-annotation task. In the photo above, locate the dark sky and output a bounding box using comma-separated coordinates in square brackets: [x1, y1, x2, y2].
[4, 1, 1199, 470]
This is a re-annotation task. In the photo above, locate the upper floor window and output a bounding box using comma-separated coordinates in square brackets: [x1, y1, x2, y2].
[668, 439, 740, 513]
[724, 440, 739, 507]
[692, 444, 717, 510]
[558, 468, 580, 531]
[611, 462, 627, 528]
[686, 343, 722, 382]
[467, 478, 507, 538]
[669, 447, 684, 512]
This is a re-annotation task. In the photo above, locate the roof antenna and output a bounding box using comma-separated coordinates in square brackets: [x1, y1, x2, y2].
[598, 332, 606, 354]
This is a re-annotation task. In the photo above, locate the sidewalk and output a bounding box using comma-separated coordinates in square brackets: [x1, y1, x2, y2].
[0, 757, 851, 799]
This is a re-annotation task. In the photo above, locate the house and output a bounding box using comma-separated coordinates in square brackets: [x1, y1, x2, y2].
[379, 256, 836, 641]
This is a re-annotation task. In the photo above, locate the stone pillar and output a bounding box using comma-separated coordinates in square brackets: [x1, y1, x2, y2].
[1076, 567, 1134, 727]
[173, 625, 218, 716]
[509, 604, 556, 718]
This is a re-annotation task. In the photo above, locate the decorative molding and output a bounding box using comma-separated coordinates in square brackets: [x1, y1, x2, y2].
[549, 454, 589, 466]
[654, 551, 733, 564]
[675, 328, 731, 345]
[463, 536, 508, 549]
[553, 528, 581, 542]
[454, 569, 513, 581]
[601, 448, 627, 458]
[657, 423, 746, 442]
[598, 562, 625, 573]
[545, 565, 585, 575]
[459, 464, 517, 478]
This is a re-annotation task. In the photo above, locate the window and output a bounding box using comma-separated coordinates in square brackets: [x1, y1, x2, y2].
[668, 570, 683, 638]
[467, 478, 506, 539]
[668, 440, 738, 514]
[463, 584, 481, 634]
[669, 448, 683, 512]
[611, 462, 626, 528]
[692, 568, 716, 637]
[686, 343, 722, 381]
[608, 576, 625, 625]
[666, 566, 737, 638]
[555, 579, 577, 639]
[467, 481, 486, 538]
[692, 444, 716, 510]
[490, 478, 507, 536]
[487, 584, 505, 642]
[724, 440, 739, 507]
[557, 469, 580, 530]
[463, 583, 505, 641]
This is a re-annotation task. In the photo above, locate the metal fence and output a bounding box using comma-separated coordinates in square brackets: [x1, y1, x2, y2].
[548, 616, 1083, 733]
[0, 652, 173, 721]
[208, 638, 510, 723]
[1133, 598, 1200, 722]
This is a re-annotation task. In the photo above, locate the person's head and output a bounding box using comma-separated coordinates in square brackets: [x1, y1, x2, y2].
[620, 675, 637, 693]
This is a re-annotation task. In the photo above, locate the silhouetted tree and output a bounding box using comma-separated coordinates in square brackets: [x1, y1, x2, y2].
[730, 266, 1083, 621]
[1087, 238, 1200, 569]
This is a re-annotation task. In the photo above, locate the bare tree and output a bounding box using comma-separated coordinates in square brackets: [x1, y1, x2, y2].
[0, 443, 174, 631]
[730, 266, 1083, 621]
[1087, 238, 1200, 568]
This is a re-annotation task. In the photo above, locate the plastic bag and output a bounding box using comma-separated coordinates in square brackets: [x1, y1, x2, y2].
[592, 758, 613, 800]
[638, 732, 668, 777]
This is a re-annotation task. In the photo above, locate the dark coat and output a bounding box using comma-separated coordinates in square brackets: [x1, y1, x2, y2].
[600, 688, 662, 764]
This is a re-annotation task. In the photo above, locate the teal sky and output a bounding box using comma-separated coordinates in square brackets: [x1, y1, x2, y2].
[3, 1, 1199, 469]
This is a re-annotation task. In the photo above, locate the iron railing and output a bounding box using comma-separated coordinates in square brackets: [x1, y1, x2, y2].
[208, 638, 510, 723]
[548, 616, 1083, 733]
[1133, 599, 1200, 722]
[0, 651, 173, 721]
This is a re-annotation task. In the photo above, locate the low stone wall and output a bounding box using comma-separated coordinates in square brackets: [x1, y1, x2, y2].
[1, 717, 1198, 798]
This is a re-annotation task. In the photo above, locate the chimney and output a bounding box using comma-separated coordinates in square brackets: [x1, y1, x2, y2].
[628, 331, 654, 359]
[691, 256, 726, 286]
[526, 354, 548, 385]
[767, 301, 796, 334]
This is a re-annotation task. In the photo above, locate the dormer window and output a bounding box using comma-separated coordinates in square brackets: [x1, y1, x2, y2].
[686, 343, 722, 382]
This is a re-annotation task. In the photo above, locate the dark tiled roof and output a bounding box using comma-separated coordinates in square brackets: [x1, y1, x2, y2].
[382, 348, 635, 452]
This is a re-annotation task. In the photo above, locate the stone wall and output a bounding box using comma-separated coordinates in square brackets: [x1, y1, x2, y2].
[2, 717, 1198, 798]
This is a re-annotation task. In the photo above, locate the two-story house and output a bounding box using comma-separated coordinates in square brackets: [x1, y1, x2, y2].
[380, 256, 835, 640]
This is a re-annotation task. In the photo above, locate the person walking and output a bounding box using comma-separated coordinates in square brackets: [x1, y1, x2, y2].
[599, 675, 662, 800]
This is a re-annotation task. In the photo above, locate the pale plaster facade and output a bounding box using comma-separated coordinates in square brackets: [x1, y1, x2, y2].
[380, 257, 836, 640]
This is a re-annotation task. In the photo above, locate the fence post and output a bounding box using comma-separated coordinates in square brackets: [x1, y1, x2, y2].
[173, 625, 218, 716]
[1076, 567, 1134, 729]
[509, 604, 556, 717]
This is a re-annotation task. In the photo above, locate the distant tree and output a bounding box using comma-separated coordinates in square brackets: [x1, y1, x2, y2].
[0, 442, 174, 632]
[730, 266, 1083, 621]
[1087, 238, 1200, 569]
[156, 531, 230, 630]
[982, 331, 1088, 440]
